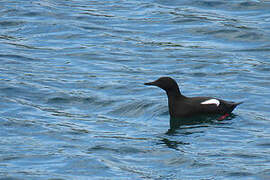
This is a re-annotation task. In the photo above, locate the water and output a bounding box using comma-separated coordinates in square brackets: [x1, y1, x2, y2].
[0, 0, 270, 179]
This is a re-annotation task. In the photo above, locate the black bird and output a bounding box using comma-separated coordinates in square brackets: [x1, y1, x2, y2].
[144, 77, 242, 121]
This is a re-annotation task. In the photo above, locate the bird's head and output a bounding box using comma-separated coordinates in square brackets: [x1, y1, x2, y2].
[144, 77, 180, 93]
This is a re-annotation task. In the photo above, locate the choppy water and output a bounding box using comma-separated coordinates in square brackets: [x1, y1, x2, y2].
[0, 0, 270, 179]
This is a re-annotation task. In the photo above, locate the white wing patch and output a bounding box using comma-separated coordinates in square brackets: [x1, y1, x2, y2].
[201, 99, 220, 107]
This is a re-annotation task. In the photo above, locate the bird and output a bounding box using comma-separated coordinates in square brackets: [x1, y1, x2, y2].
[144, 77, 242, 121]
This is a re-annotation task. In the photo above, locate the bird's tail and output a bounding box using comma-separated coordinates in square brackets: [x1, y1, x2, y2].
[230, 101, 243, 112]
[235, 101, 244, 106]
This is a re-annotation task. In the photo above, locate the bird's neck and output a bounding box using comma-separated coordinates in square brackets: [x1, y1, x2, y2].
[165, 88, 183, 99]
[166, 89, 185, 117]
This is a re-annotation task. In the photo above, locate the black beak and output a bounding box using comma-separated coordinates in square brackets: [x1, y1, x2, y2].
[144, 81, 156, 86]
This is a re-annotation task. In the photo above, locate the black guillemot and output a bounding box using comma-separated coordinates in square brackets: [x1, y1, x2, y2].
[144, 77, 242, 121]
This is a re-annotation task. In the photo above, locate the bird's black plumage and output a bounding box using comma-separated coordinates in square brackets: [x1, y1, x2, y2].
[144, 77, 242, 119]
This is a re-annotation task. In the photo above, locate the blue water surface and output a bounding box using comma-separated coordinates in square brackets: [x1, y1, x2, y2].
[0, 0, 270, 179]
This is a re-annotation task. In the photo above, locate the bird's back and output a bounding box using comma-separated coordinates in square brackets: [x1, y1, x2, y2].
[170, 96, 241, 118]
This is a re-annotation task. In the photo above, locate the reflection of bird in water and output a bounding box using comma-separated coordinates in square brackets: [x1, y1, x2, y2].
[159, 138, 189, 151]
